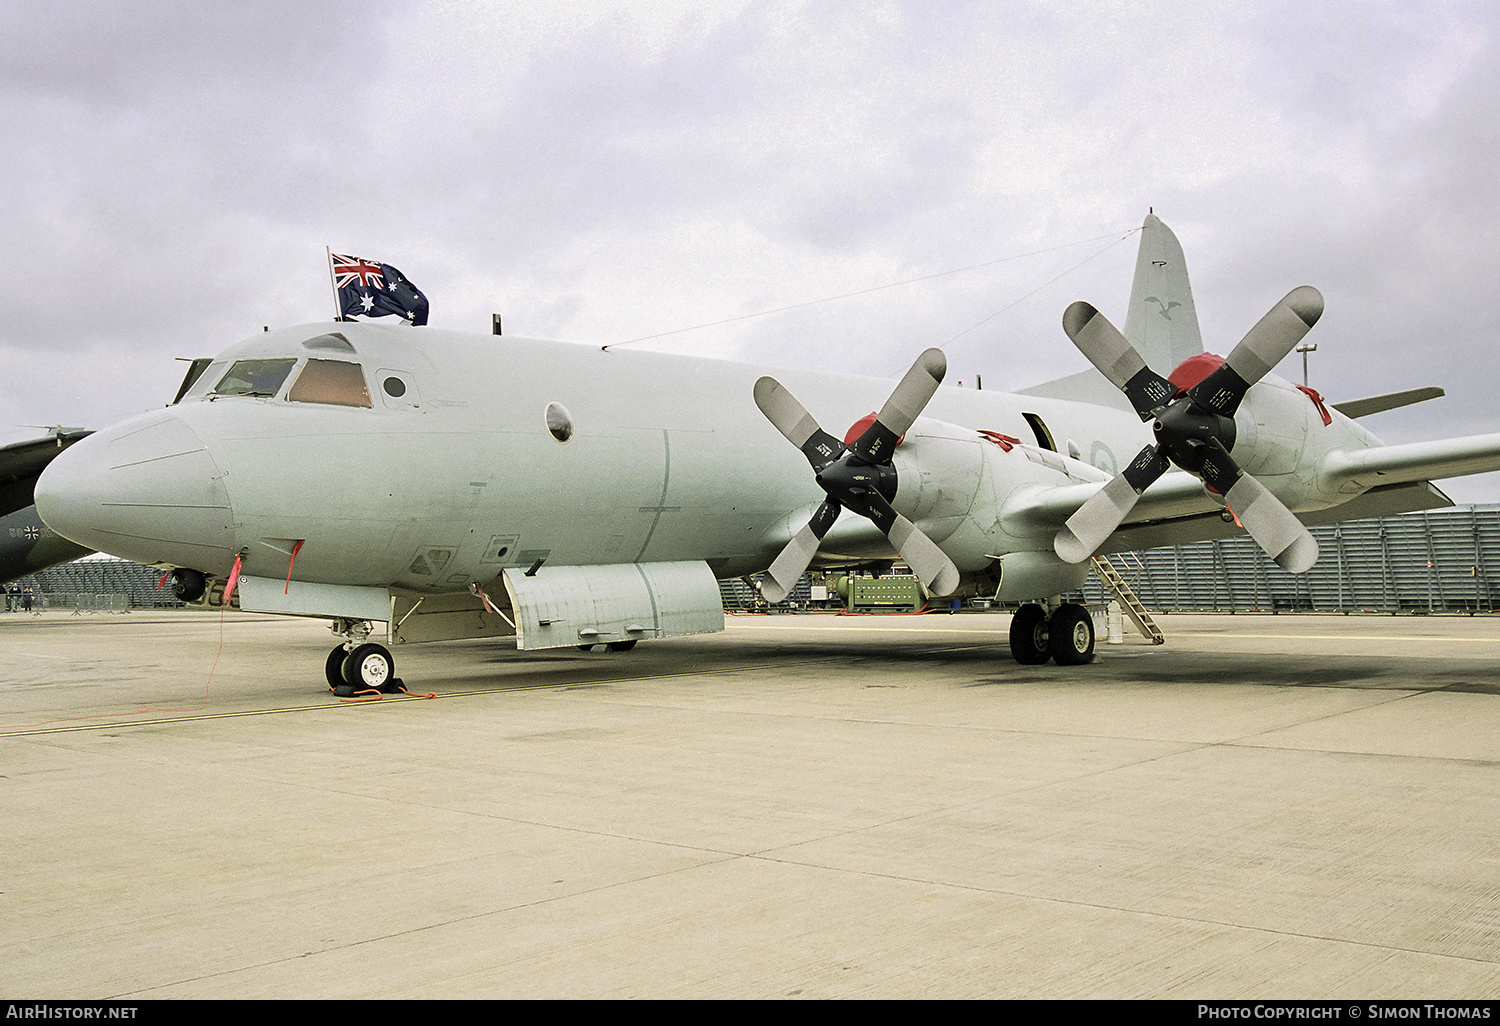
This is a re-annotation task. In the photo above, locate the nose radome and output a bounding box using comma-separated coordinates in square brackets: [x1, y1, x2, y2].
[35, 409, 235, 571]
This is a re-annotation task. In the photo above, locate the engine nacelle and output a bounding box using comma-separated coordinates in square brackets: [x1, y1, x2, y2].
[890, 417, 1109, 579]
[1235, 373, 1386, 512]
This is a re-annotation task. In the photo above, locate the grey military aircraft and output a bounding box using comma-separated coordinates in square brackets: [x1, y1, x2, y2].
[33, 215, 1500, 691]
[1, 429, 94, 584]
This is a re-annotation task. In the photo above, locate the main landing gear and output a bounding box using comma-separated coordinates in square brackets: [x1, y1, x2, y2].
[1009, 601, 1095, 666]
[326, 618, 405, 696]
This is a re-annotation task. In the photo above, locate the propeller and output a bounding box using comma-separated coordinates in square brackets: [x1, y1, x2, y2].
[1055, 286, 1323, 574]
[753, 349, 961, 603]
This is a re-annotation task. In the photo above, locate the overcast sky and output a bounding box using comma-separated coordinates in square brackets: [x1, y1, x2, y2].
[5, 0, 1498, 501]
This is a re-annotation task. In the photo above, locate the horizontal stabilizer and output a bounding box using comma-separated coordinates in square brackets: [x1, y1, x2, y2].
[1321, 433, 1500, 491]
[1331, 387, 1444, 420]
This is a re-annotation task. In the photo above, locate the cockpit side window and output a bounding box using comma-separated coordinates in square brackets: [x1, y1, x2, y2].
[287, 359, 373, 408]
[213, 359, 297, 398]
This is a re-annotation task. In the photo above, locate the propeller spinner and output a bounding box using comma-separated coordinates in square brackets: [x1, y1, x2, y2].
[753, 349, 961, 603]
[1055, 287, 1324, 574]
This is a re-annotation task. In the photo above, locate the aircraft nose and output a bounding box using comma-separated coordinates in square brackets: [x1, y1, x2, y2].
[35, 410, 236, 572]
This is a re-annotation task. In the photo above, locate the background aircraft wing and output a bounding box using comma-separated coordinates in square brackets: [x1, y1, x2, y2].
[0, 430, 92, 518]
[0, 430, 96, 583]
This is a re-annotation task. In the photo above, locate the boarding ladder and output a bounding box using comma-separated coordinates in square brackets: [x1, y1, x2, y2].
[1091, 554, 1165, 645]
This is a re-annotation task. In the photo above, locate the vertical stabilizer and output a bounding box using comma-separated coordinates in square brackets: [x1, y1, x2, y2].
[1122, 213, 1204, 371]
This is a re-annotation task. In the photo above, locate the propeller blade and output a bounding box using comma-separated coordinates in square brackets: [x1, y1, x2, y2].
[1194, 438, 1319, 573]
[1189, 285, 1324, 417]
[851, 490, 959, 596]
[849, 348, 946, 464]
[1221, 473, 1319, 573]
[1062, 301, 1176, 420]
[887, 514, 960, 597]
[1054, 445, 1171, 563]
[753, 376, 845, 472]
[761, 500, 842, 603]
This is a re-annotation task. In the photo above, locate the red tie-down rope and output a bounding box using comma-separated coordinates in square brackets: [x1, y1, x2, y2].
[284, 539, 303, 594]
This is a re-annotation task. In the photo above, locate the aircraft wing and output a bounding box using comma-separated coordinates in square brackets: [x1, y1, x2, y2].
[1008, 433, 1500, 537]
[1320, 433, 1500, 492]
[1001, 470, 1220, 534]
[0, 431, 92, 518]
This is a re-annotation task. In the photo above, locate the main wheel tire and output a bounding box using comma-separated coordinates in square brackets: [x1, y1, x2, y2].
[1009, 604, 1051, 664]
[343, 643, 395, 689]
[325, 646, 349, 689]
[1048, 603, 1096, 665]
[606, 640, 637, 652]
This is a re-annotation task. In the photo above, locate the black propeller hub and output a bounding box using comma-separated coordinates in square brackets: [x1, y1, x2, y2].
[815, 455, 897, 513]
[1153, 398, 1236, 476]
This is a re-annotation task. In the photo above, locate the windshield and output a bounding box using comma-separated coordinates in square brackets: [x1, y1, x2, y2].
[213, 359, 297, 398]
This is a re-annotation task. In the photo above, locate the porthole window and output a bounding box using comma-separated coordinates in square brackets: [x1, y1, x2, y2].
[383, 376, 407, 397]
[545, 402, 574, 443]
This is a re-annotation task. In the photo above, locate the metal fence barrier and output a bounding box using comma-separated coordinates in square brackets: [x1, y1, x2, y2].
[9, 506, 1499, 616]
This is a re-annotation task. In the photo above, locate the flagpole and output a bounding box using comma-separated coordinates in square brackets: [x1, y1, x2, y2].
[325, 247, 342, 321]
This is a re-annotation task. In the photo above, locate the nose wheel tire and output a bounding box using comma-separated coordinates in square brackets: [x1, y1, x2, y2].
[1009, 604, 1052, 664]
[1048, 603, 1096, 665]
[326, 646, 350, 689]
[343, 643, 395, 690]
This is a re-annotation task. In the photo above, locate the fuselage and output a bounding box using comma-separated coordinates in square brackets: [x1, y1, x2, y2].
[34, 321, 1383, 593]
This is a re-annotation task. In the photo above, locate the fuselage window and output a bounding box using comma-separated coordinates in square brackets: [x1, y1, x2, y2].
[383, 376, 407, 397]
[213, 359, 297, 398]
[287, 359, 373, 408]
[545, 401, 574, 442]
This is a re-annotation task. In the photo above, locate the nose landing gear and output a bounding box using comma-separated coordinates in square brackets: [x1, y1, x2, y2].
[326, 618, 405, 696]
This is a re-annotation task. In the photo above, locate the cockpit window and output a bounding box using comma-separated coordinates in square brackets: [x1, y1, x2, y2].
[213, 359, 297, 398]
[287, 359, 372, 408]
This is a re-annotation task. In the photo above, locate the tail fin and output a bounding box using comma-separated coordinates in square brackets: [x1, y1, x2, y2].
[1020, 212, 1205, 406]
[1122, 212, 1204, 371]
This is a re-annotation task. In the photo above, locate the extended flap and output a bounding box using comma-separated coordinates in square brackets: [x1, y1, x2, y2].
[501, 561, 724, 651]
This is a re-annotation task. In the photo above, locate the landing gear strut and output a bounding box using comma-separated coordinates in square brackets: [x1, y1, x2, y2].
[1008, 602, 1095, 666]
[327, 618, 404, 695]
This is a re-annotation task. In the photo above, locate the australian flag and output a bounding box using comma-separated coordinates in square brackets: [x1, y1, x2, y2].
[331, 253, 429, 325]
